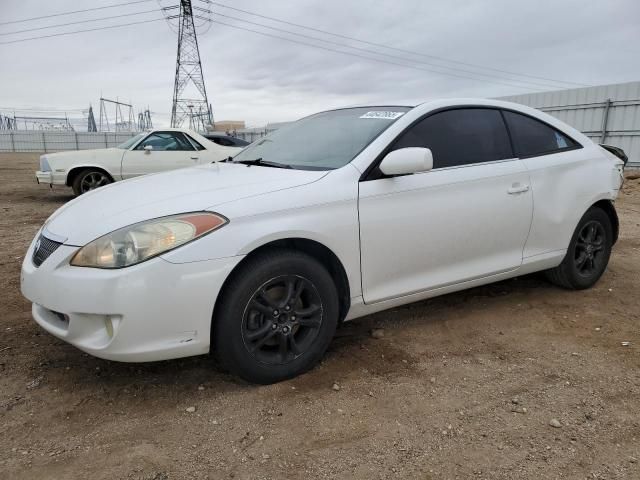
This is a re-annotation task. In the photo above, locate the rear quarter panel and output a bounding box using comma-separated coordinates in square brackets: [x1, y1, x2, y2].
[521, 144, 619, 259]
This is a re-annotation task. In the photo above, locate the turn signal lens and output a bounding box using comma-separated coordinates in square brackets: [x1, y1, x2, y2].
[71, 212, 227, 268]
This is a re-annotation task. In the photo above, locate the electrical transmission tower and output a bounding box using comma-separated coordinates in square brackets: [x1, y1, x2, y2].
[0, 113, 17, 130]
[87, 105, 97, 132]
[99, 97, 135, 132]
[168, 0, 213, 131]
[138, 108, 153, 130]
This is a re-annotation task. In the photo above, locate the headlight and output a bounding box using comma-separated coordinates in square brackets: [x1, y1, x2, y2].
[70, 212, 227, 268]
[39, 155, 51, 172]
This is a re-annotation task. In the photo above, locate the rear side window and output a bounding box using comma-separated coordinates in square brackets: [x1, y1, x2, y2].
[185, 134, 206, 151]
[392, 108, 513, 169]
[503, 111, 579, 158]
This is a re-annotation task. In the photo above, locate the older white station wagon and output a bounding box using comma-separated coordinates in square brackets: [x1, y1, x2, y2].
[21, 99, 626, 383]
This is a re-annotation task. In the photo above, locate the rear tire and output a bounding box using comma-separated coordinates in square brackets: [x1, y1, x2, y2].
[72, 169, 112, 196]
[213, 249, 339, 384]
[545, 207, 612, 290]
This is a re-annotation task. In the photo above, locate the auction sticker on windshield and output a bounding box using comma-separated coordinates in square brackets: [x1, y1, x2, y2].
[359, 111, 405, 120]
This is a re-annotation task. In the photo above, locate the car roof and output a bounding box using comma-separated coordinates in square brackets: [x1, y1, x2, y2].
[319, 98, 538, 113]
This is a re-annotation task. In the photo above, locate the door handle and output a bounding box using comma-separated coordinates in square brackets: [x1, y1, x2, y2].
[190, 156, 199, 161]
[507, 183, 530, 194]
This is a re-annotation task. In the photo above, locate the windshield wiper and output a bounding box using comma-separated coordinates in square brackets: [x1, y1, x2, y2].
[234, 158, 292, 169]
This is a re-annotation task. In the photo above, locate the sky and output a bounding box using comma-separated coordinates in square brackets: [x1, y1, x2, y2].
[1, 0, 639, 129]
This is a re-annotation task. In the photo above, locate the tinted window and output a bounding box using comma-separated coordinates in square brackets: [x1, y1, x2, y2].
[392, 108, 513, 169]
[503, 111, 578, 157]
[231, 137, 250, 147]
[213, 137, 234, 147]
[135, 132, 194, 151]
[205, 135, 249, 147]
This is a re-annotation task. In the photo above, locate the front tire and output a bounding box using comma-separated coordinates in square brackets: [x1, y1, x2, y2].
[213, 249, 339, 384]
[72, 169, 112, 196]
[546, 207, 613, 290]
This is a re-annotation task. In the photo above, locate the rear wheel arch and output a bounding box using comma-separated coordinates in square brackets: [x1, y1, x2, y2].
[591, 199, 619, 245]
[547, 204, 614, 289]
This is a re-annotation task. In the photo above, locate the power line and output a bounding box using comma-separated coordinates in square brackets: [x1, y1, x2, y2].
[0, 18, 166, 45]
[208, 1, 588, 88]
[0, 9, 162, 36]
[0, 0, 579, 92]
[206, 19, 543, 91]
[209, 11, 568, 91]
[0, 0, 154, 26]
[0, 7, 541, 90]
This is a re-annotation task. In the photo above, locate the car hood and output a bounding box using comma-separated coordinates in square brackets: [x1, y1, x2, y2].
[44, 162, 328, 246]
[45, 148, 122, 165]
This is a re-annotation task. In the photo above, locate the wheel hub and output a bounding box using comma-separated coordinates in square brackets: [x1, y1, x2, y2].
[241, 275, 323, 365]
[574, 220, 605, 277]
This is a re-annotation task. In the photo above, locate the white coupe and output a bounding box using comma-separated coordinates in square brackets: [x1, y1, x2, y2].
[21, 99, 626, 384]
[35, 128, 243, 196]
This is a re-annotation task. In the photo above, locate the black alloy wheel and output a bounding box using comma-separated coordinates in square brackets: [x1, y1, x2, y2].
[241, 275, 323, 365]
[573, 220, 606, 277]
[213, 249, 339, 384]
[546, 207, 613, 290]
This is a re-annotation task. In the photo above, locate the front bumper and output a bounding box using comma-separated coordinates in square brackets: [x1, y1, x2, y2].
[35, 171, 66, 186]
[20, 236, 243, 362]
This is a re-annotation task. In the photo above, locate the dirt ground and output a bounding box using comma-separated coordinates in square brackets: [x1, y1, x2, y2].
[0, 153, 638, 480]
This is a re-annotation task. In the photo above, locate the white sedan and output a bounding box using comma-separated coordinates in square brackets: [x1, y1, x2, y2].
[35, 128, 243, 196]
[21, 99, 626, 384]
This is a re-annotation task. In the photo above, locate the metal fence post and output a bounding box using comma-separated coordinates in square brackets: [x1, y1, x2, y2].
[42, 131, 47, 153]
[104, 133, 108, 148]
[9, 131, 15, 152]
[75, 132, 79, 150]
[600, 98, 612, 143]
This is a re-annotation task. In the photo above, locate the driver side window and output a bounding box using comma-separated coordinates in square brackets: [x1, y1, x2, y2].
[391, 108, 513, 169]
[136, 132, 195, 151]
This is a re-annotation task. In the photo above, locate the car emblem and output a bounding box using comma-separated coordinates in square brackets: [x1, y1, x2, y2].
[35, 237, 41, 252]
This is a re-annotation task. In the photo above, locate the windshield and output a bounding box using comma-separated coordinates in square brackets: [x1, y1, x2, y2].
[233, 107, 410, 170]
[117, 133, 146, 150]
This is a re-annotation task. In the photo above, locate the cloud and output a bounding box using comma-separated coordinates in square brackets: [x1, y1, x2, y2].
[1, 0, 639, 128]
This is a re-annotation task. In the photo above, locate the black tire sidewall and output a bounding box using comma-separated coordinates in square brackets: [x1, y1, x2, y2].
[72, 169, 110, 196]
[213, 250, 339, 384]
[564, 208, 613, 289]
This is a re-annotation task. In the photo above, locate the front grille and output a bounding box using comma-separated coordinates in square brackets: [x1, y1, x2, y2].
[32, 235, 62, 267]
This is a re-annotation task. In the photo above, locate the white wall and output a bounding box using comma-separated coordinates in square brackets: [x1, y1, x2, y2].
[0, 131, 139, 153]
[498, 81, 640, 167]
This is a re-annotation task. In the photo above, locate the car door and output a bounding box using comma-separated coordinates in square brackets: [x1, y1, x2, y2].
[121, 131, 199, 179]
[358, 108, 533, 304]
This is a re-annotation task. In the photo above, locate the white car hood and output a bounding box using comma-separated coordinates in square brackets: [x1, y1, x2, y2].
[45, 148, 123, 166]
[44, 162, 328, 245]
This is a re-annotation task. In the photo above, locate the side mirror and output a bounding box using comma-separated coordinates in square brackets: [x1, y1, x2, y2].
[379, 147, 433, 176]
[143, 145, 153, 154]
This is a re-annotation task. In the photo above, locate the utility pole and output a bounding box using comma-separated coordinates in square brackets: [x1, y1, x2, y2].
[169, 0, 212, 131]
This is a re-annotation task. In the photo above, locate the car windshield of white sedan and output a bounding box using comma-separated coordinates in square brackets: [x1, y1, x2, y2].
[117, 133, 146, 150]
[232, 107, 411, 170]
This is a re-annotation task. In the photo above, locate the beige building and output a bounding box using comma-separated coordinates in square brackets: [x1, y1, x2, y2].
[211, 120, 245, 133]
